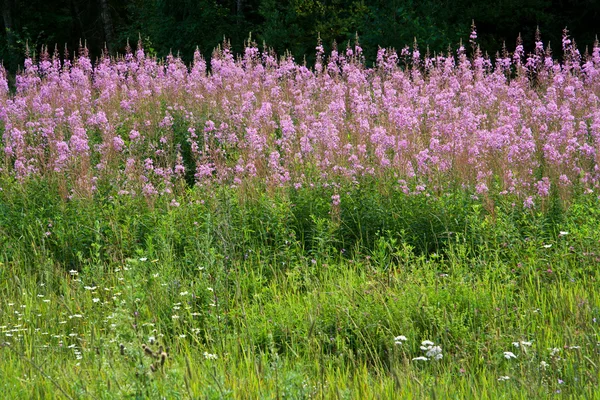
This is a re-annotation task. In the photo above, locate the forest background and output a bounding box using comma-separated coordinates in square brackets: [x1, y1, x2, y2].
[2, 0, 600, 74]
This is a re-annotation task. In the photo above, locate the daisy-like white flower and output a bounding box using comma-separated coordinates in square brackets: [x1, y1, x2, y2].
[504, 351, 517, 360]
[559, 231, 569, 236]
[412, 356, 429, 361]
[498, 376, 510, 381]
[203, 352, 218, 360]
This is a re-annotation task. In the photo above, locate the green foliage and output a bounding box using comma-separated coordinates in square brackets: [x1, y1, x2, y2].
[2, 176, 600, 397]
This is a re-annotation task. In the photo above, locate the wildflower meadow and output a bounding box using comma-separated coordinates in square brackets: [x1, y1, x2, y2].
[1, 26, 600, 398]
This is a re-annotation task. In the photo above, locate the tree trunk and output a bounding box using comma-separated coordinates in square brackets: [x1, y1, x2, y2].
[98, 0, 114, 49]
[237, 0, 243, 17]
[2, 0, 14, 32]
[71, 0, 86, 42]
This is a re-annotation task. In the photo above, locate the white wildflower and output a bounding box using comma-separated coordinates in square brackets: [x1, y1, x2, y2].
[504, 351, 517, 360]
[418, 340, 443, 360]
[549, 348, 560, 356]
[426, 346, 443, 360]
[394, 335, 408, 345]
[514, 340, 532, 349]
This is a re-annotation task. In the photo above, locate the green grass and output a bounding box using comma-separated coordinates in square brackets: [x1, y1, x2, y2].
[1, 180, 599, 398]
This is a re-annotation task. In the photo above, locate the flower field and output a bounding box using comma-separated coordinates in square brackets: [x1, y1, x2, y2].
[1, 28, 600, 398]
[2, 29, 600, 202]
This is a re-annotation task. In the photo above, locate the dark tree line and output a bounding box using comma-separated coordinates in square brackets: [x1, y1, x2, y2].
[2, 0, 599, 73]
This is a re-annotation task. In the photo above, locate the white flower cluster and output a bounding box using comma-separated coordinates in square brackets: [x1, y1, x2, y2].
[413, 340, 443, 361]
[394, 335, 408, 345]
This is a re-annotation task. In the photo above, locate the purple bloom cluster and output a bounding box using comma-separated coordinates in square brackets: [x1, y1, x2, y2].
[1, 30, 600, 202]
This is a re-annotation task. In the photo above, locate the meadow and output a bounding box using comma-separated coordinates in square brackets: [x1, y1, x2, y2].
[1, 27, 600, 398]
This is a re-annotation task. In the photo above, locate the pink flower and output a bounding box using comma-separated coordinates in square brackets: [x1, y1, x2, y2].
[331, 194, 341, 206]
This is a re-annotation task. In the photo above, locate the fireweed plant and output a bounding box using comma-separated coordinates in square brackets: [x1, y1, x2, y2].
[0, 27, 599, 398]
[1, 28, 600, 203]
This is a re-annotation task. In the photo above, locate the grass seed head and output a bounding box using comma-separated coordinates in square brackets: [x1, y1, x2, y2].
[142, 344, 154, 357]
